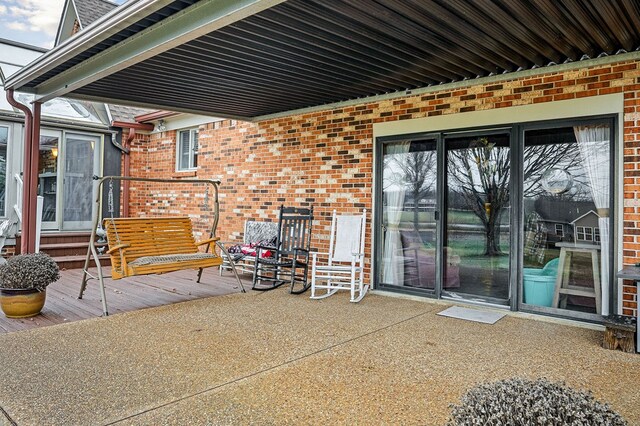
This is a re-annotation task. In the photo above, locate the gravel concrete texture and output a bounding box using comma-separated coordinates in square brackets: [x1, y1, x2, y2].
[0, 289, 638, 425]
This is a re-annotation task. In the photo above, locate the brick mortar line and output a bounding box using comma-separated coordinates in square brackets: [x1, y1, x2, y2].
[105, 305, 440, 425]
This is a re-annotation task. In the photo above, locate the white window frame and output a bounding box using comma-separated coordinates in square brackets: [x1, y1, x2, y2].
[576, 226, 585, 241]
[0, 124, 8, 218]
[583, 226, 593, 241]
[176, 128, 198, 171]
[555, 224, 564, 237]
[595, 227, 600, 243]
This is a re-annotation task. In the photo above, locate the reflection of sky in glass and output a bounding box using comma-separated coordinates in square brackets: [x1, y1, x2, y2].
[1, 63, 106, 124]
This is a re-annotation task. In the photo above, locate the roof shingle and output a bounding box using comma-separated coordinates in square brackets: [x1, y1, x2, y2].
[74, 0, 119, 27]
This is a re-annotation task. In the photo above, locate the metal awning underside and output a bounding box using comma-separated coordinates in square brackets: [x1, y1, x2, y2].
[7, 0, 640, 120]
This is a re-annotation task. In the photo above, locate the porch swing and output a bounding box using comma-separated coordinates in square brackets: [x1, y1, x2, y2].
[79, 176, 245, 316]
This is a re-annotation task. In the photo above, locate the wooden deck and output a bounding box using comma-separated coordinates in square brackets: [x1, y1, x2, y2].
[0, 267, 250, 334]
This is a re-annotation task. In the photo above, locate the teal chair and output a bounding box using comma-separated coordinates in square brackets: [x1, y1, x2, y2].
[523, 258, 559, 307]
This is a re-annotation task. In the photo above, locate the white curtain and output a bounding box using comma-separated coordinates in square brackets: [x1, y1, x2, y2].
[574, 125, 610, 315]
[382, 142, 410, 285]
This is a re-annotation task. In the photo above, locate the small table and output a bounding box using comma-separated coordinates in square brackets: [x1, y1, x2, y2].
[615, 266, 640, 354]
[552, 242, 601, 314]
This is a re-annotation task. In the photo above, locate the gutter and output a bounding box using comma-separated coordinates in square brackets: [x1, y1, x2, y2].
[134, 110, 179, 123]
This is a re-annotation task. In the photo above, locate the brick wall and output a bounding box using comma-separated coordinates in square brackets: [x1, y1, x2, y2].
[129, 59, 640, 315]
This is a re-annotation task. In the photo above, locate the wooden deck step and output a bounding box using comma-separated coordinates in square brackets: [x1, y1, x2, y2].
[53, 254, 111, 271]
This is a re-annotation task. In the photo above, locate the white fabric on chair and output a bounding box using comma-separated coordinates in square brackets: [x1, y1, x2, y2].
[333, 215, 364, 263]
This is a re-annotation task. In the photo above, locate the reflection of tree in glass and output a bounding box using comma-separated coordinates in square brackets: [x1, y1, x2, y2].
[523, 142, 586, 199]
[387, 150, 436, 229]
[448, 137, 509, 256]
[449, 138, 583, 256]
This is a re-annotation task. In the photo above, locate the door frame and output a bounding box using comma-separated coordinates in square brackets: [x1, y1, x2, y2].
[38, 128, 103, 231]
[440, 127, 514, 306]
[373, 115, 618, 320]
[60, 131, 103, 231]
[39, 128, 62, 230]
[374, 132, 443, 298]
[515, 114, 618, 321]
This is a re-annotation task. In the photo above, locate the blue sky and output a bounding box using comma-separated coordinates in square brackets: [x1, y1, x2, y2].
[0, 0, 126, 49]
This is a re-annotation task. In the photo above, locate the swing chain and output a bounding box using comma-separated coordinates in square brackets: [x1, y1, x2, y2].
[105, 177, 124, 274]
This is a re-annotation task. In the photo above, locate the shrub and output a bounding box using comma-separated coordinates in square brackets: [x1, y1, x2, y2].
[447, 378, 627, 426]
[0, 253, 60, 292]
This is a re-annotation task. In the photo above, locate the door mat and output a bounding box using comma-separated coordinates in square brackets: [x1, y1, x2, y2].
[437, 306, 505, 324]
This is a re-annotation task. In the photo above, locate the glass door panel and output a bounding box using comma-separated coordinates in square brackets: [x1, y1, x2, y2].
[62, 133, 100, 230]
[38, 131, 61, 229]
[380, 139, 438, 291]
[522, 125, 610, 315]
[444, 133, 511, 302]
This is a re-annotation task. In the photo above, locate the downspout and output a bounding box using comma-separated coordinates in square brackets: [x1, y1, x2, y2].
[29, 102, 41, 254]
[5, 89, 33, 254]
[123, 128, 135, 218]
[110, 121, 154, 218]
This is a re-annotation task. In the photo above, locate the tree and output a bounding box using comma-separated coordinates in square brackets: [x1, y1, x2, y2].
[386, 148, 436, 230]
[448, 137, 583, 256]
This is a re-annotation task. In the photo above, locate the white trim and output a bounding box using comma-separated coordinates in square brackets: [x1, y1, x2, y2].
[554, 224, 564, 237]
[570, 209, 599, 225]
[175, 127, 198, 172]
[148, 114, 223, 134]
[373, 94, 623, 138]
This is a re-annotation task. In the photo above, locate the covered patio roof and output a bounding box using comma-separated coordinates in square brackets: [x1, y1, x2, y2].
[4, 0, 640, 121]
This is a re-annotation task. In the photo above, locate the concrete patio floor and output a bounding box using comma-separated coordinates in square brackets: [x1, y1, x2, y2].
[0, 289, 638, 425]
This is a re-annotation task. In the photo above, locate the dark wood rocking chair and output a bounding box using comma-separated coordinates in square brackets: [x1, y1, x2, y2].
[252, 205, 314, 294]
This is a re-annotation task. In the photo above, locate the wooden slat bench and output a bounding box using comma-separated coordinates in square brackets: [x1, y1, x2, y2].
[80, 177, 246, 317]
[105, 217, 222, 280]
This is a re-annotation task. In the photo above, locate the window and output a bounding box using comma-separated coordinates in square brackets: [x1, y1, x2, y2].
[555, 224, 564, 237]
[595, 227, 600, 243]
[177, 128, 198, 171]
[576, 226, 593, 241]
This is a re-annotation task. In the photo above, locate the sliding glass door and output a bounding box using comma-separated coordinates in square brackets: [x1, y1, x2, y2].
[444, 132, 511, 303]
[375, 117, 614, 319]
[379, 138, 438, 292]
[521, 122, 613, 317]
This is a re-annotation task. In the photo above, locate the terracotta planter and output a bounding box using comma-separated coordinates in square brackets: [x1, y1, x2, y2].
[0, 288, 46, 318]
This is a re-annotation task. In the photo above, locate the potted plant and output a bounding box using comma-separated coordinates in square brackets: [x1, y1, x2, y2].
[0, 253, 60, 318]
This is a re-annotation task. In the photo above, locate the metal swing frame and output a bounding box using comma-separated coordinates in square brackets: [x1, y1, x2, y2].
[79, 176, 245, 316]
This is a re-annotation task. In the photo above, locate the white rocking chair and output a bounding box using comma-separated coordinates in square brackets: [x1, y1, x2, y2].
[310, 209, 368, 303]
